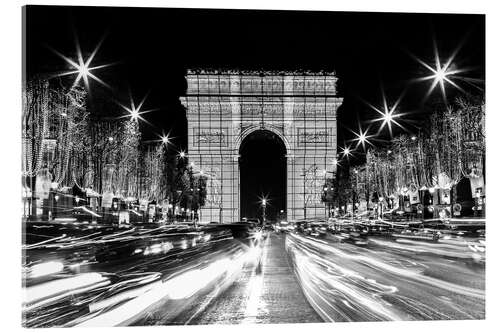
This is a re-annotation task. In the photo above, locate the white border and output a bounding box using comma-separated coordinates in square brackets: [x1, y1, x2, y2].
[1, 1, 499, 333]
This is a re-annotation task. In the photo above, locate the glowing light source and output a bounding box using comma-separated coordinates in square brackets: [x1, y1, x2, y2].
[178, 151, 186, 158]
[341, 146, 352, 158]
[130, 109, 139, 120]
[374, 105, 402, 136]
[118, 93, 157, 124]
[410, 38, 469, 102]
[352, 127, 373, 151]
[366, 90, 407, 137]
[161, 135, 170, 144]
[50, 35, 112, 89]
[259, 194, 269, 207]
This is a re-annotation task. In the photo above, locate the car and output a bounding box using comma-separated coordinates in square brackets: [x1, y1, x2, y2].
[303, 222, 328, 237]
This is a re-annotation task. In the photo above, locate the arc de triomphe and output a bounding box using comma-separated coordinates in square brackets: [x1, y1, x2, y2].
[181, 69, 343, 223]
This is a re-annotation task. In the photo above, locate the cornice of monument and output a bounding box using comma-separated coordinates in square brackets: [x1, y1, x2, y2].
[186, 68, 337, 77]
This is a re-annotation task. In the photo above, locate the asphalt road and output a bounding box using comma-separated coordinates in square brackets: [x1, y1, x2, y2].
[169, 233, 322, 325]
[23, 223, 485, 326]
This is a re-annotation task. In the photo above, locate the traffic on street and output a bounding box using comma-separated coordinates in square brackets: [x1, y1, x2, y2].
[22, 217, 485, 327]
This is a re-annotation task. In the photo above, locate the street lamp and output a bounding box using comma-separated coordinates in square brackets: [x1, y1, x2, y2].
[367, 90, 406, 137]
[261, 198, 267, 225]
[161, 135, 170, 145]
[118, 94, 157, 123]
[409, 38, 472, 102]
[50, 35, 112, 89]
[353, 127, 373, 150]
[341, 146, 352, 157]
[130, 109, 139, 121]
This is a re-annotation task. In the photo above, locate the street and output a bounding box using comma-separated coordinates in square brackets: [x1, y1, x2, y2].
[22, 222, 484, 327]
[287, 231, 485, 321]
[167, 233, 322, 325]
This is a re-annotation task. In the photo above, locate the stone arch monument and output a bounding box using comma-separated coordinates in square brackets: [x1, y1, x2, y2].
[181, 69, 343, 223]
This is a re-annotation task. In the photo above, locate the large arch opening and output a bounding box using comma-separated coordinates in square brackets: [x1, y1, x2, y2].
[239, 130, 287, 222]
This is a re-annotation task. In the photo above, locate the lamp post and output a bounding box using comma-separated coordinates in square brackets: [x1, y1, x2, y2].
[261, 198, 267, 225]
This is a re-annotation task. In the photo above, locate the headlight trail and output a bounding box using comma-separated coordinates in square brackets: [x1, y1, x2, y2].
[68, 244, 259, 326]
[286, 232, 485, 321]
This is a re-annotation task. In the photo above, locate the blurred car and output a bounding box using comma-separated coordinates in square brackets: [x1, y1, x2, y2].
[275, 221, 295, 233]
[205, 222, 263, 247]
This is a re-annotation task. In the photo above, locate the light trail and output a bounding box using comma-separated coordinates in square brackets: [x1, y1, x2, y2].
[286, 232, 485, 321]
[71, 245, 259, 326]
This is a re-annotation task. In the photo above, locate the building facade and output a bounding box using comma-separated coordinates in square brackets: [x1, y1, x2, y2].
[181, 69, 342, 223]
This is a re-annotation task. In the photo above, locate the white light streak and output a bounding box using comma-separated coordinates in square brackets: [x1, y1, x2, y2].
[28, 261, 64, 279]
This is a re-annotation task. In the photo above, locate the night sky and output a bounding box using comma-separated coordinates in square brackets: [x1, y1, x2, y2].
[24, 6, 485, 219]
